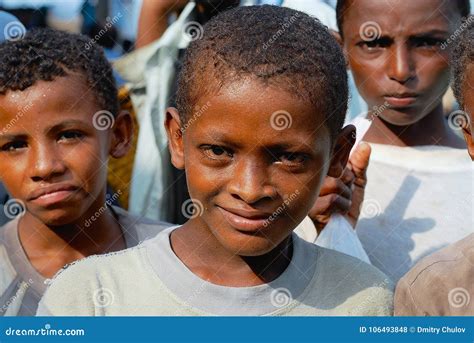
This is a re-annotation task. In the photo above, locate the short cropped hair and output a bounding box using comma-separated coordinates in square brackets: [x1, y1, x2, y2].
[452, 15, 474, 108]
[176, 5, 348, 141]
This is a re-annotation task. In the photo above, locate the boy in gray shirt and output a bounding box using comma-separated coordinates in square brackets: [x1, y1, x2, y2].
[38, 6, 393, 316]
[0, 28, 170, 316]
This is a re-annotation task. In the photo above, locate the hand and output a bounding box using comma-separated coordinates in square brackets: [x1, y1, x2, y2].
[136, 0, 189, 48]
[308, 142, 371, 232]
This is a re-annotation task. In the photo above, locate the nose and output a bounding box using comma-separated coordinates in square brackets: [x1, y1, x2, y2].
[29, 143, 67, 182]
[387, 43, 415, 84]
[227, 157, 277, 204]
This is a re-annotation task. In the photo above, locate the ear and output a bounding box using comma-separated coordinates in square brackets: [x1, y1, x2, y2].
[462, 126, 474, 161]
[330, 29, 349, 69]
[109, 110, 133, 158]
[327, 124, 356, 178]
[165, 107, 185, 170]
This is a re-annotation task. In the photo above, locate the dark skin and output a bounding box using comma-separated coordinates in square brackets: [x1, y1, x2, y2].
[165, 77, 355, 286]
[136, 0, 239, 48]
[0, 74, 133, 278]
[341, 0, 466, 148]
[461, 64, 474, 160]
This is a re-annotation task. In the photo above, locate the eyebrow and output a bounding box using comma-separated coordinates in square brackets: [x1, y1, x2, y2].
[0, 120, 89, 140]
[0, 133, 28, 141]
[410, 30, 449, 38]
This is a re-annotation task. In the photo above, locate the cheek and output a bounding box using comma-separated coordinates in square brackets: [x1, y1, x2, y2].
[64, 143, 109, 190]
[184, 159, 222, 201]
[349, 58, 384, 98]
[418, 57, 450, 91]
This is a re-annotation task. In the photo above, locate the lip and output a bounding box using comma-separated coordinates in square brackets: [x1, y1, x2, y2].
[28, 183, 79, 206]
[384, 93, 418, 107]
[218, 206, 274, 233]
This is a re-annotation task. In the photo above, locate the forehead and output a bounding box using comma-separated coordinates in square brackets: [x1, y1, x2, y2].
[187, 78, 331, 150]
[343, 0, 461, 36]
[0, 75, 100, 132]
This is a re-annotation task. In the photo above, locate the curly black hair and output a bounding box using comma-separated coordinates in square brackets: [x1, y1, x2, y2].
[452, 15, 474, 108]
[336, 0, 471, 37]
[0, 28, 118, 116]
[176, 5, 348, 141]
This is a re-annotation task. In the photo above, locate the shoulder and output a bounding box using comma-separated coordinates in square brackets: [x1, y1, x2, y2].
[312, 241, 392, 288]
[37, 240, 153, 316]
[298, 239, 393, 315]
[399, 234, 473, 286]
[395, 234, 474, 315]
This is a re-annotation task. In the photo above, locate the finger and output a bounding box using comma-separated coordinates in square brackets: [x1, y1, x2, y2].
[340, 166, 355, 186]
[349, 141, 371, 186]
[318, 177, 352, 199]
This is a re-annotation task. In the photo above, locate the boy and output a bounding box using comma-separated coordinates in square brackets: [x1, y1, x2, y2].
[395, 16, 473, 316]
[0, 28, 170, 316]
[336, 0, 473, 282]
[37, 6, 392, 316]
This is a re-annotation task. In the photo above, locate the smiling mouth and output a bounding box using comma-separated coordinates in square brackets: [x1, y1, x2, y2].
[217, 206, 274, 233]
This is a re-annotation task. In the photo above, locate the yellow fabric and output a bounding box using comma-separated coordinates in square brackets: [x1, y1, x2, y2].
[107, 87, 139, 209]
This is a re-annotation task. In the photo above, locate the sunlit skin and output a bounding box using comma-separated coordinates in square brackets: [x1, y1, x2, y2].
[165, 78, 355, 286]
[462, 64, 474, 160]
[0, 74, 133, 278]
[341, 0, 466, 147]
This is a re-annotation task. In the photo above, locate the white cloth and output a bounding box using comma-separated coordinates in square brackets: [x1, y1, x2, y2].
[114, 2, 196, 222]
[353, 116, 474, 282]
[294, 216, 370, 263]
[37, 226, 393, 316]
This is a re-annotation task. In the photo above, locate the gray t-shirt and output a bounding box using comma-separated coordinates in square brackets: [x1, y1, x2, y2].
[0, 207, 170, 316]
[37, 226, 394, 316]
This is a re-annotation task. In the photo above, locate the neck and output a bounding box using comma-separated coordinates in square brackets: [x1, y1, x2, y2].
[170, 219, 293, 287]
[18, 203, 126, 278]
[364, 104, 465, 148]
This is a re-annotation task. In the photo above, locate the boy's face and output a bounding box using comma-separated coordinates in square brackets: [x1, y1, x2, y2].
[462, 64, 474, 160]
[166, 78, 354, 256]
[0, 75, 125, 226]
[342, 0, 462, 125]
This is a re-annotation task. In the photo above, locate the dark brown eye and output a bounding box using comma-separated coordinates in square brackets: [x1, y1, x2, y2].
[1, 141, 27, 152]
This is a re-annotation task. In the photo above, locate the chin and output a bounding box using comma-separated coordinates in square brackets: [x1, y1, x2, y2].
[32, 208, 84, 227]
[379, 110, 427, 126]
[216, 229, 288, 257]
